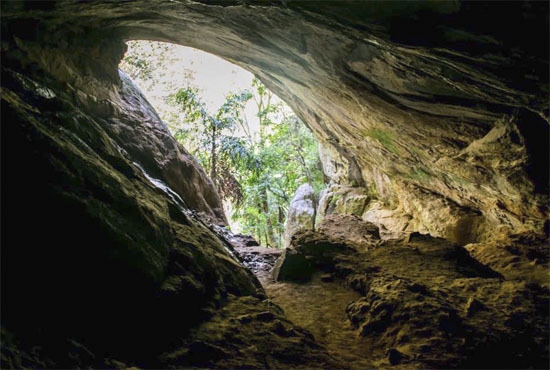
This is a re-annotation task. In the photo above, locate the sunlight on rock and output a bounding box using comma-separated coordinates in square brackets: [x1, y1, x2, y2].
[1, 2, 548, 369]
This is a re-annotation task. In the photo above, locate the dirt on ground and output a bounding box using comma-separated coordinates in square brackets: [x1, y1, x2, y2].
[261, 273, 375, 369]
[239, 214, 549, 369]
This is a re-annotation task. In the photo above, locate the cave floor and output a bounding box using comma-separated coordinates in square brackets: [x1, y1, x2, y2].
[245, 229, 550, 369]
[260, 273, 375, 369]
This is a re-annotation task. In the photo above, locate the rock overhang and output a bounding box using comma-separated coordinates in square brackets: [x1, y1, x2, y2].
[1, 0, 548, 242]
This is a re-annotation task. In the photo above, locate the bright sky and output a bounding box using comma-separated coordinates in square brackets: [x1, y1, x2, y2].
[120, 40, 290, 232]
[122, 41, 288, 138]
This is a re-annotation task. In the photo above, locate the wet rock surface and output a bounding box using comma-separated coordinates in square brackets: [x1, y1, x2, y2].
[234, 245, 283, 281]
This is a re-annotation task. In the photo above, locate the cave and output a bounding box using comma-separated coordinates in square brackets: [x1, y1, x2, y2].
[1, 1, 548, 369]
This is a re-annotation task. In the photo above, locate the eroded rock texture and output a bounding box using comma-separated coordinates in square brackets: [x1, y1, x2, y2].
[283, 183, 316, 248]
[1, 0, 548, 368]
[1, 55, 267, 368]
[2, 0, 548, 244]
[270, 220, 549, 368]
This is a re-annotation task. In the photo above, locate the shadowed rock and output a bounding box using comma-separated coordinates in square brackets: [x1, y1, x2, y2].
[0, 1, 548, 368]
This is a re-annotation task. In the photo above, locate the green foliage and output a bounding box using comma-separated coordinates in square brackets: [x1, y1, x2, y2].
[120, 41, 324, 248]
[120, 41, 174, 82]
[121, 54, 154, 80]
[167, 78, 324, 248]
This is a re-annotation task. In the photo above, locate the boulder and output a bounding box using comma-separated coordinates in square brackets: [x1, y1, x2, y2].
[274, 230, 355, 282]
[283, 184, 316, 248]
[316, 184, 370, 225]
[318, 214, 380, 248]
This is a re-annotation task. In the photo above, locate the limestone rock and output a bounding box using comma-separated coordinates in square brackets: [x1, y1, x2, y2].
[0, 66, 262, 367]
[158, 295, 342, 369]
[318, 214, 380, 248]
[340, 235, 548, 369]
[2, 0, 547, 243]
[1, 1, 549, 368]
[362, 201, 413, 239]
[464, 232, 550, 289]
[275, 230, 355, 282]
[272, 248, 315, 283]
[283, 184, 316, 248]
[234, 245, 283, 281]
[316, 184, 370, 225]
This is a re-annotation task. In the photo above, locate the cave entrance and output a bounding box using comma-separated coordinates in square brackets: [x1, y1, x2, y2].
[119, 41, 324, 249]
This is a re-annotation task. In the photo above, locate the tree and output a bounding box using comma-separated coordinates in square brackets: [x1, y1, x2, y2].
[228, 78, 324, 247]
[120, 40, 325, 248]
[166, 86, 255, 204]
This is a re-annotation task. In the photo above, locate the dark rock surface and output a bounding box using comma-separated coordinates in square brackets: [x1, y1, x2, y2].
[1, 1, 548, 368]
[0, 64, 265, 367]
[274, 215, 381, 282]
[227, 233, 261, 248]
[274, 229, 356, 282]
[338, 234, 549, 369]
[158, 294, 342, 369]
[234, 245, 283, 281]
[269, 228, 548, 369]
[2, 0, 548, 242]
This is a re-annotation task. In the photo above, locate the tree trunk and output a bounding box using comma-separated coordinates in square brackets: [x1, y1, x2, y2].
[210, 123, 217, 189]
[261, 185, 275, 247]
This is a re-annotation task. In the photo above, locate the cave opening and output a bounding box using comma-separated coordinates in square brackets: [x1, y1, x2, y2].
[118, 40, 325, 249]
[1, 2, 549, 369]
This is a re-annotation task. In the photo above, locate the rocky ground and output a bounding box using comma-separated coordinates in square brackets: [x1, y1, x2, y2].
[239, 215, 550, 369]
[1, 2, 548, 368]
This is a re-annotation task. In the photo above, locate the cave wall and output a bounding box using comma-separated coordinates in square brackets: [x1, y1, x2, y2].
[1, 14, 263, 365]
[0, 0, 548, 365]
[4, 0, 546, 243]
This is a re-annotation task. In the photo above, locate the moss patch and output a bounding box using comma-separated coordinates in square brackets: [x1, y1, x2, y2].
[362, 128, 401, 155]
[406, 166, 433, 182]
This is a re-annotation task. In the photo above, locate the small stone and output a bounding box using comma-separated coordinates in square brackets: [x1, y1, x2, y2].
[321, 273, 334, 282]
[387, 348, 408, 365]
[466, 297, 484, 317]
[255, 311, 275, 322]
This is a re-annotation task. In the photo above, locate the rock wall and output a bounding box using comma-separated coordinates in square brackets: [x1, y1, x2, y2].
[2, 1, 548, 244]
[1, 42, 265, 365]
[0, 15, 281, 366]
[1, 0, 548, 367]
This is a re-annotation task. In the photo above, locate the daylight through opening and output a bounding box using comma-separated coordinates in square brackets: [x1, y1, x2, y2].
[119, 41, 324, 249]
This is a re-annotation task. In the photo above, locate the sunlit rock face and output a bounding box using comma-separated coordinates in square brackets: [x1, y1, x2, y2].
[2, 0, 548, 244]
[284, 183, 316, 248]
